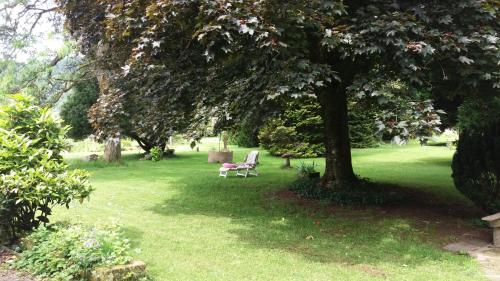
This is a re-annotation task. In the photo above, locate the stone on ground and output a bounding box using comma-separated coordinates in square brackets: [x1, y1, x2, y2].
[444, 240, 500, 281]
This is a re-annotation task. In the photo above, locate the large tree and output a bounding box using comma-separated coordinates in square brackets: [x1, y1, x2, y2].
[59, 0, 499, 185]
[58, 0, 200, 154]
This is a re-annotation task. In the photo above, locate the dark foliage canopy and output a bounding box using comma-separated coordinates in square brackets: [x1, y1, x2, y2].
[57, 0, 499, 183]
[453, 121, 500, 213]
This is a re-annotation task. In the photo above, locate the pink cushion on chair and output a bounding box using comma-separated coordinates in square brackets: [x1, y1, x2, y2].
[223, 163, 238, 169]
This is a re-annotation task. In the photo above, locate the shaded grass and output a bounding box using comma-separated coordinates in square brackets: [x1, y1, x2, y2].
[52, 144, 486, 281]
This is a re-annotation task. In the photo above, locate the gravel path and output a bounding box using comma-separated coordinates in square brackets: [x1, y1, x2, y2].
[0, 268, 36, 281]
[444, 240, 500, 281]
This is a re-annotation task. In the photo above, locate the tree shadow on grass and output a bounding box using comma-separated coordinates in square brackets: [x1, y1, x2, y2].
[416, 157, 453, 167]
[147, 175, 485, 269]
[121, 226, 145, 249]
[67, 151, 205, 171]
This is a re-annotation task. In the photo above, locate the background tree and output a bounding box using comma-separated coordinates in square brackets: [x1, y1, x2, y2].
[258, 97, 379, 158]
[59, 76, 99, 140]
[0, 0, 81, 106]
[57, 0, 200, 155]
[0, 43, 84, 105]
[0, 0, 61, 60]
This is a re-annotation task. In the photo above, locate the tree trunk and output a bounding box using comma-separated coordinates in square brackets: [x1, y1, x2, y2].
[0, 221, 9, 244]
[104, 136, 121, 162]
[319, 85, 357, 186]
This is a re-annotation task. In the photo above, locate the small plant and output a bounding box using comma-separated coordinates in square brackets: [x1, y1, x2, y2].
[296, 161, 319, 177]
[189, 139, 197, 150]
[12, 224, 134, 280]
[288, 178, 404, 205]
[289, 177, 324, 199]
[150, 146, 163, 162]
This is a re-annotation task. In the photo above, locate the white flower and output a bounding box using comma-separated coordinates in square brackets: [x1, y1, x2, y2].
[121, 65, 131, 76]
[152, 41, 161, 48]
[325, 29, 332, 37]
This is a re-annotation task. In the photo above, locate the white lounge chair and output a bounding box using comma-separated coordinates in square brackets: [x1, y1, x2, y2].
[219, 151, 260, 178]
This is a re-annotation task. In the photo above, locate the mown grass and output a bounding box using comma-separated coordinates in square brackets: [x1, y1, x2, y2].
[52, 142, 486, 281]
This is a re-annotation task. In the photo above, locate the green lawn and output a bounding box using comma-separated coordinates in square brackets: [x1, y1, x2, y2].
[53, 143, 486, 281]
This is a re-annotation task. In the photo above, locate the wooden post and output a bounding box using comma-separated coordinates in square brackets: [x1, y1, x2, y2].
[223, 132, 229, 152]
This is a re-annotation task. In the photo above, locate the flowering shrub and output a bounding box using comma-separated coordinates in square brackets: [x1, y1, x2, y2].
[13, 224, 133, 280]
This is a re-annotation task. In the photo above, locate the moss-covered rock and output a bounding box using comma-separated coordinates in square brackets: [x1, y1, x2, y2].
[90, 261, 147, 281]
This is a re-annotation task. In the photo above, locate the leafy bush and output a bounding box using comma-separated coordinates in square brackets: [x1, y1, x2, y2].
[296, 161, 319, 177]
[452, 95, 500, 212]
[150, 146, 163, 162]
[452, 121, 500, 213]
[457, 96, 500, 132]
[0, 94, 68, 159]
[121, 138, 139, 151]
[0, 95, 92, 240]
[13, 224, 133, 280]
[289, 178, 326, 199]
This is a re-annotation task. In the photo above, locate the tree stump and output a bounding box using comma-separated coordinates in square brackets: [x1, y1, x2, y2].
[208, 151, 233, 163]
[104, 137, 121, 163]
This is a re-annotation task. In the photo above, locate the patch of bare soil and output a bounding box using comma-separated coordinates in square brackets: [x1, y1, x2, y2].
[0, 247, 36, 281]
[356, 264, 386, 278]
[269, 188, 491, 246]
[0, 269, 36, 281]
